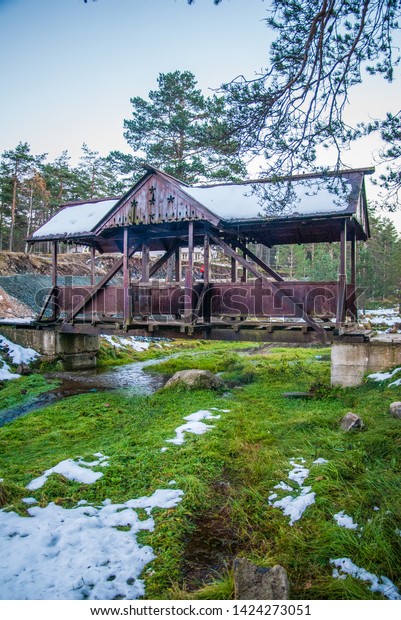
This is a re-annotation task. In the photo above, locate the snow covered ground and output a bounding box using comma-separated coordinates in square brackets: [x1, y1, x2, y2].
[331, 557, 401, 600]
[268, 457, 401, 599]
[0, 451, 184, 600]
[102, 335, 150, 352]
[268, 457, 328, 526]
[0, 334, 39, 381]
[362, 307, 401, 332]
[367, 367, 401, 387]
[26, 453, 110, 491]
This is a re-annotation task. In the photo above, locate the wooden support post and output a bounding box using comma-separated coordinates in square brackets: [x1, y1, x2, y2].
[184, 221, 194, 323]
[51, 240, 58, 320]
[175, 246, 181, 282]
[51, 240, 58, 288]
[350, 230, 356, 287]
[231, 242, 237, 283]
[241, 243, 247, 282]
[203, 229, 210, 285]
[90, 246, 96, 286]
[203, 228, 211, 322]
[349, 229, 357, 321]
[141, 239, 149, 283]
[123, 228, 130, 325]
[336, 220, 347, 326]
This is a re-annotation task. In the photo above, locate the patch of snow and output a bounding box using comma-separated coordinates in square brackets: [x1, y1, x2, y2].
[21, 498, 37, 505]
[288, 459, 310, 486]
[0, 361, 20, 381]
[0, 488, 184, 600]
[367, 367, 401, 382]
[168, 480, 176, 486]
[164, 410, 222, 446]
[373, 506, 380, 511]
[268, 458, 328, 525]
[333, 511, 359, 530]
[0, 335, 39, 365]
[26, 454, 109, 491]
[271, 491, 316, 527]
[102, 335, 150, 352]
[274, 481, 293, 491]
[126, 489, 184, 515]
[160, 447, 168, 453]
[330, 557, 401, 600]
[389, 377, 401, 387]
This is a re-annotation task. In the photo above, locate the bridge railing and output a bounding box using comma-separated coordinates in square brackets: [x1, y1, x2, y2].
[54, 280, 357, 324]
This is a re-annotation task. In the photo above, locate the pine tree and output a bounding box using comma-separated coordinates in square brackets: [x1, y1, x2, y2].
[1, 143, 46, 251]
[123, 70, 246, 184]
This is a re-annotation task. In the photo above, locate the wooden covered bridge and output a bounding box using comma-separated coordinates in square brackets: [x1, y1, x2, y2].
[28, 165, 373, 343]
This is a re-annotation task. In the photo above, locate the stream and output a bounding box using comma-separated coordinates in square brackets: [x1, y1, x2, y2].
[0, 355, 174, 427]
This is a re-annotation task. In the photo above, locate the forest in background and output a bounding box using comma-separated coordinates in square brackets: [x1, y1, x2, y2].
[0, 140, 400, 306]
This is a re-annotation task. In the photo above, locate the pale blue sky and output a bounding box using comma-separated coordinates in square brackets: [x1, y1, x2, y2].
[0, 0, 269, 161]
[0, 0, 400, 228]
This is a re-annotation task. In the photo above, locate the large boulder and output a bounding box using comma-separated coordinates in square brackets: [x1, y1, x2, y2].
[233, 558, 290, 600]
[340, 412, 364, 431]
[389, 402, 401, 419]
[164, 369, 224, 390]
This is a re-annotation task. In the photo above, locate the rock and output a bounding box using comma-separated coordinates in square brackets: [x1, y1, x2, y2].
[233, 558, 289, 600]
[163, 369, 224, 390]
[340, 412, 364, 431]
[389, 402, 401, 419]
[15, 363, 32, 376]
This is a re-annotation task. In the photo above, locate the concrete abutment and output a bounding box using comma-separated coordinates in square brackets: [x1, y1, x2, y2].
[0, 326, 99, 370]
[331, 336, 401, 387]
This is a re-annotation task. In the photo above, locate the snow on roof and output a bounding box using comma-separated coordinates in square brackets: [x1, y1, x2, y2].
[184, 177, 355, 222]
[31, 199, 119, 239]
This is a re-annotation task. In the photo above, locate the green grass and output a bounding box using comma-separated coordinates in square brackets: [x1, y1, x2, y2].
[0, 374, 59, 421]
[0, 342, 401, 600]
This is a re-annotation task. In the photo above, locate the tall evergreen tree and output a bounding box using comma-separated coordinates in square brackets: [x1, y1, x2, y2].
[1, 143, 46, 251]
[123, 70, 245, 184]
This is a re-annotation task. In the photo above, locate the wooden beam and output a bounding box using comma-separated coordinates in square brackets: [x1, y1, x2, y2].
[90, 246, 96, 286]
[123, 228, 130, 324]
[349, 228, 357, 321]
[175, 246, 181, 282]
[63, 242, 142, 323]
[231, 241, 237, 283]
[209, 233, 324, 334]
[235, 240, 284, 281]
[336, 220, 347, 326]
[141, 240, 149, 283]
[185, 221, 194, 322]
[147, 240, 181, 279]
[51, 241, 58, 320]
[51, 241, 58, 287]
[203, 229, 211, 322]
[203, 229, 210, 285]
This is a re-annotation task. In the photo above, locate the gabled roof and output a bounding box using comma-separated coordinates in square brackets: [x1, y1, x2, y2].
[29, 165, 373, 247]
[30, 197, 120, 240]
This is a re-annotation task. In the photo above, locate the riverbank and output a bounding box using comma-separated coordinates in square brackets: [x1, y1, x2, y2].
[1, 342, 401, 600]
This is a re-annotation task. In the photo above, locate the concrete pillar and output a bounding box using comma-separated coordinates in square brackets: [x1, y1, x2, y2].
[331, 336, 401, 387]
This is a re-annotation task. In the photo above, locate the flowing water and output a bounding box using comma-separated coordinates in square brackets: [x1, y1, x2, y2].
[0, 355, 174, 427]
